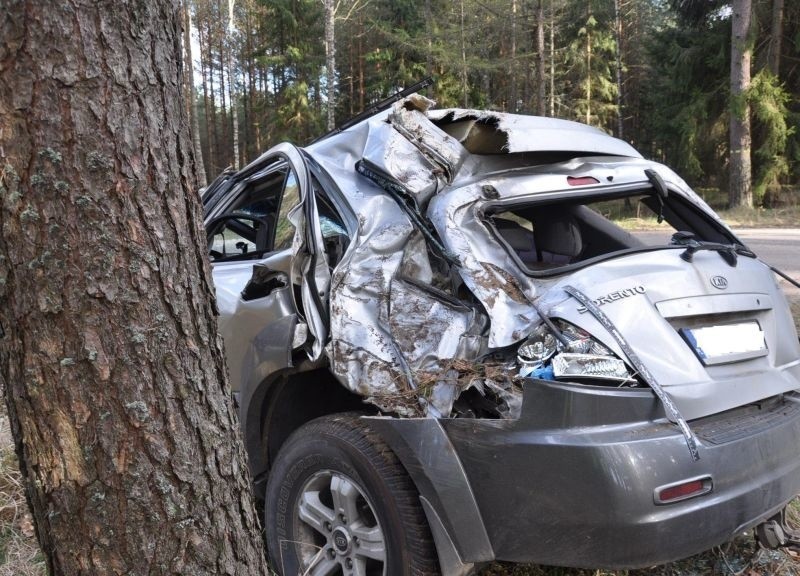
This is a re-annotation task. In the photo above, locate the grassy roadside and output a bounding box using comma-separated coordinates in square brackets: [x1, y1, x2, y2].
[0, 408, 45, 576]
[616, 205, 800, 231]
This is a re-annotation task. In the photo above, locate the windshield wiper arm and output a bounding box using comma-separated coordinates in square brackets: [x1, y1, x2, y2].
[670, 231, 756, 267]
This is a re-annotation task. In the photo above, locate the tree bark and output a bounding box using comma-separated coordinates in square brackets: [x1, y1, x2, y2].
[614, 0, 624, 139]
[0, 1, 268, 574]
[549, 0, 555, 117]
[184, 1, 209, 187]
[536, 0, 546, 116]
[729, 0, 753, 208]
[460, 0, 468, 108]
[228, 0, 240, 170]
[768, 0, 783, 76]
[324, 0, 336, 131]
[585, 4, 592, 125]
[509, 0, 518, 112]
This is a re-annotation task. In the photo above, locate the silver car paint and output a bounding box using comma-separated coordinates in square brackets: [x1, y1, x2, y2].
[213, 96, 800, 421]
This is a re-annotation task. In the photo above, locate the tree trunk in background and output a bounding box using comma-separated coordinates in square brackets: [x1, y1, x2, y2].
[585, 4, 592, 125]
[768, 0, 783, 76]
[460, 0, 468, 107]
[0, 1, 268, 574]
[536, 0, 546, 116]
[549, 0, 555, 116]
[228, 1, 240, 170]
[184, 1, 208, 187]
[614, 0, 624, 139]
[509, 0, 517, 112]
[729, 0, 753, 208]
[324, 0, 336, 130]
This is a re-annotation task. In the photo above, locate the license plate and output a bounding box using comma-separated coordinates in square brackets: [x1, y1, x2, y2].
[680, 321, 767, 366]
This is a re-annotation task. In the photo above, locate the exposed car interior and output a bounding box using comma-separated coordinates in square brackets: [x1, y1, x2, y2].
[488, 189, 735, 273]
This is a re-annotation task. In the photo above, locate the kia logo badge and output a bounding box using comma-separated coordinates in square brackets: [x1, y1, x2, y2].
[711, 276, 728, 290]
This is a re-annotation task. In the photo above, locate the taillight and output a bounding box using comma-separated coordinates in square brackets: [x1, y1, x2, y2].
[654, 476, 712, 505]
[567, 176, 599, 186]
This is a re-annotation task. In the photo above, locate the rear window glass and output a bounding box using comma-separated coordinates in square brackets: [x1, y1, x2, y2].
[487, 191, 730, 272]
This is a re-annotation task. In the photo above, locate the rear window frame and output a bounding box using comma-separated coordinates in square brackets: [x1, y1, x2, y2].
[480, 182, 738, 278]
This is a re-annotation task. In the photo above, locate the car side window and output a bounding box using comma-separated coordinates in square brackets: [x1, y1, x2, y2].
[312, 177, 350, 269]
[273, 171, 300, 252]
[207, 165, 298, 262]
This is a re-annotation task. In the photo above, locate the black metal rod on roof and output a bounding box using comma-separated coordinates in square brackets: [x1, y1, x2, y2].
[308, 77, 434, 145]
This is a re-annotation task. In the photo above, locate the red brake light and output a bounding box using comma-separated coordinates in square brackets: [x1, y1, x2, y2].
[567, 176, 599, 186]
[655, 477, 712, 504]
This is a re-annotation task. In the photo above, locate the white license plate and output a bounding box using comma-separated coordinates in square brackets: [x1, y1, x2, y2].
[680, 321, 767, 366]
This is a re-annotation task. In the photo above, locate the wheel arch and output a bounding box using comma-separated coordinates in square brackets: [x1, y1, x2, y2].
[241, 365, 369, 497]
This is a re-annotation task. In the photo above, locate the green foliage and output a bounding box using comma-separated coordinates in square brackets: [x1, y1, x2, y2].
[748, 70, 794, 202]
[187, 0, 800, 201]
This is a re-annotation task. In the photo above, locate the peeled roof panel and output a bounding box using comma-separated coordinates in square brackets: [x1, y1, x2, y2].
[427, 109, 642, 158]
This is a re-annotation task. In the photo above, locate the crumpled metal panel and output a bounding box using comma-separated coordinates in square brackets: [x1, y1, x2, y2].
[388, 95, 468, 186]
[426, 108, 642, 158]
[427, 180, 542, 348]
[304, 97, 749, 418]
[361, 120, 442, 208]
[324, 194, 482, 416]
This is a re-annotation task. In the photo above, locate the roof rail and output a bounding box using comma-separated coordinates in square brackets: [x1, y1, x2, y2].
[309, 77, 433, 145]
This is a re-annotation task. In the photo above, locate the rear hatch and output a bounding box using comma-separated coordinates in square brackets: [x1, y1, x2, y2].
[430, 159, 800, 421]
[541, 248, 800, 420]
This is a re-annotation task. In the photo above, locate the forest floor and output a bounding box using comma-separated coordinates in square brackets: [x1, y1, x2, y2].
[1, 211, 800, 575]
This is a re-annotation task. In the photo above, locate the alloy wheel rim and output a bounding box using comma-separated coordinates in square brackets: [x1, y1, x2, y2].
[294, 470, 387, 576]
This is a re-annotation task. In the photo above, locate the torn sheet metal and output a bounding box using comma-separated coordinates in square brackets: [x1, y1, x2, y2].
[387, 95, 468, 186]
[360, 120, 443, 209]
[427, 180, 543, 348]
[303, 96, 761, 420]
[426, 108, 642, 158]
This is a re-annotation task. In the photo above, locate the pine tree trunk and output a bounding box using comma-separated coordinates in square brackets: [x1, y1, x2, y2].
[184, 2, 209, 187]
[614, 0, 624, 139]
[460, 0, 468, 107]
[324, 0, 336, 131]
[549, 0, 555, 117]
[536, 0, 546, 116]
[768, 0, 783, 76]
[586, 18, 592, 124]
[0, 1, 268, 574]
[730, 0, 753, 208]
[509, 0, 518, 112]
[228, 10, 240, 170]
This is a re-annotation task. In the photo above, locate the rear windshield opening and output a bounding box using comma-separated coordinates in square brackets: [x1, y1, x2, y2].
[487, 190, 731, 273]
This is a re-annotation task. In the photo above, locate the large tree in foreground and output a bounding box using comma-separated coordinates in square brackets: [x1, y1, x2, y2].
[0, 1, 267, 574]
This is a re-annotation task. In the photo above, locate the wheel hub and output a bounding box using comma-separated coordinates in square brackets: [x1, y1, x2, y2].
[295, 470, 387, 575]
[332, 526, 352, 555]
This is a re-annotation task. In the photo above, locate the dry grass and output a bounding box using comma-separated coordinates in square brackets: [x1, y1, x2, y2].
[615, 206, 800, 232]
[715, 206, 800, 229]
[0, 408, 45, 576]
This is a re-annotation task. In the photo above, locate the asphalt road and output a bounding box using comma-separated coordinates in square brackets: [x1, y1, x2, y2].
[635, 227, 800, 293]
[735, 228, 800, 278]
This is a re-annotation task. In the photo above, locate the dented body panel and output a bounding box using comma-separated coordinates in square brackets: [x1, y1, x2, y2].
[203, 97, 800, 570]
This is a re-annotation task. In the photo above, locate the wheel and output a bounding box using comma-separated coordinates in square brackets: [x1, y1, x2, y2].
[265, 414, 440, 576]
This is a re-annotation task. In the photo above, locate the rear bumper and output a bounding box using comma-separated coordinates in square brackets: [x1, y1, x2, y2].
[374, 380, 800, 570]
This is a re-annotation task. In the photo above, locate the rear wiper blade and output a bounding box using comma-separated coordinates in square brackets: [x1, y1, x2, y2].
[670, 231, 756, 267]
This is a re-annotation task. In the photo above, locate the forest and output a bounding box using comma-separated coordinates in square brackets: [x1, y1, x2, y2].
[183, 0, 799, 209]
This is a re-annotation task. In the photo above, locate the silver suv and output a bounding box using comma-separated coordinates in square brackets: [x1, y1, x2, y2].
[203, 91, 800, 576]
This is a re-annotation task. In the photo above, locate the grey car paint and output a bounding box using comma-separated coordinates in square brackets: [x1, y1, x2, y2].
[204, 95, 800, 571]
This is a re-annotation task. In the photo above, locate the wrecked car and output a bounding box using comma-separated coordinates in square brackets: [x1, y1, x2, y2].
[202, 88, 800, 576]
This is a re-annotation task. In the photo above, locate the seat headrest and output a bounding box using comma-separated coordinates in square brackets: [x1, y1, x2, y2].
[533, 215, 582, 258]
[493, 218, 535, 252]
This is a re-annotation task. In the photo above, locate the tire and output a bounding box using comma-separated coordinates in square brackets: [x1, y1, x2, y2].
[265, 414, 440, 576]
